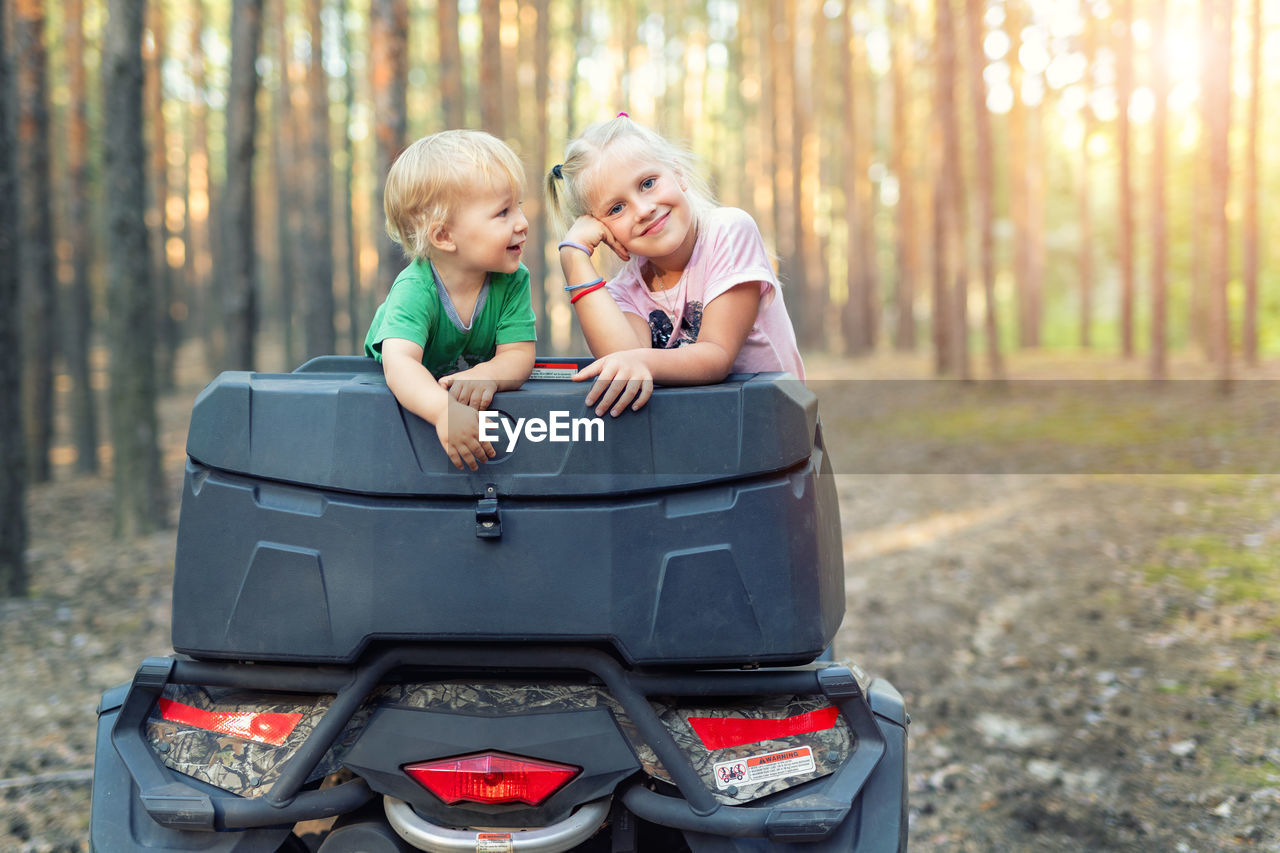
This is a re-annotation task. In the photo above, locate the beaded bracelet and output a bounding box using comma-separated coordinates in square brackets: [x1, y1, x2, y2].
[557, 240, 593, 257]
[564, 276, 605, 293]
[569, 281, 607, 304]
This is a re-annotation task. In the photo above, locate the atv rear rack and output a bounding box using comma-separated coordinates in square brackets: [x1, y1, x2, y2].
[109, 645, 891, 843]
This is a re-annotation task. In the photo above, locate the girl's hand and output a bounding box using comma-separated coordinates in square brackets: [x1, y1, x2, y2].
[573, 350, 654, 416]
[564, 215, 630, 263]
[439, 372, 499, 410]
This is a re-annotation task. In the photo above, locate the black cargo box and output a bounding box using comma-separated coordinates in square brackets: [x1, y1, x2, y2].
[170, 357, 844, 666]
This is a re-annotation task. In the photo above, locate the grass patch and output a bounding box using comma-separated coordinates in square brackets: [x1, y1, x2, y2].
[1146, 534, 1280, 605]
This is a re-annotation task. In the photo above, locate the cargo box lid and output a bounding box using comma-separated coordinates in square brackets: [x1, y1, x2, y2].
[184, 357, 818, 497]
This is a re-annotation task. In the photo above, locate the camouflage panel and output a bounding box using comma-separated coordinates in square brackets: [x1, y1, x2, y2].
[146, 667, 862, 806]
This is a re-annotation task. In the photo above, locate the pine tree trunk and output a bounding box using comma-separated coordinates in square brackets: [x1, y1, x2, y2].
[967, 0, 1002, 378]
[890, 1, 917, 351]
[184, 0, 216, 372]
[103, 0, 167, 537]
[1242, 0, 1259, 365]
[1149, 0, 1169, 379]
[371, 0, 408, 298]
[65, 0, 99, 474]
[273, 0, 301, 366]
[438, 0, 464, 128]
[1117, 0, 1135, 359]
[145, 2, 176, 390]
[529, 0, 551, 343]
[340, 0, 362, 353]
[479, 0, 503, 136]
[1079, 7, 1095, 349]
[1205, 0, 1233, 381]
[0, 3, 29, 595]
[304, 0, 335, 359]
[14, 0, 55, 483]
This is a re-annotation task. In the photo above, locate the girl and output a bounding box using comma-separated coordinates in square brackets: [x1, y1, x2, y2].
[547, 115, 803, 416]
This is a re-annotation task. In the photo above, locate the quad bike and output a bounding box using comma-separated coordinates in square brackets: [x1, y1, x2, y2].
[90, 356, 908, 852]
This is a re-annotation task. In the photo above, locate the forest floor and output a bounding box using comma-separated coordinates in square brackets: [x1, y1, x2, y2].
[3, 346, 1280, 851]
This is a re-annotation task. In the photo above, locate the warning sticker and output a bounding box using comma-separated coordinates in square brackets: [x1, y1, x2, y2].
[530, 363, 578, 380]
[713, 746, 816, 790]
[475, 833, 514, 853]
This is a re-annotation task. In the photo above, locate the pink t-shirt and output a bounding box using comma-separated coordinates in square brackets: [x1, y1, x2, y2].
[605, 206, 805, 380]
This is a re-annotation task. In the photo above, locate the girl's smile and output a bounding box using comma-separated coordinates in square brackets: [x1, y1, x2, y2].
[590, 149, 696, 271]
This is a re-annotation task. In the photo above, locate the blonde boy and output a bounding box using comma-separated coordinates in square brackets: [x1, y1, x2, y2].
[365, 130, 536, 470]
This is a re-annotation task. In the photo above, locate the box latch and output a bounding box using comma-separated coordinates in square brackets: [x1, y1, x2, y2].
[475, 484, 501, 539]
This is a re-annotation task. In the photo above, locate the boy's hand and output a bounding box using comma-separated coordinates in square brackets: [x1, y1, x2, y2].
[439, 373, 499, 410]
[436, 396, 496, 470]
[564, 215, 630, 262]
[574, 350, 654, 416]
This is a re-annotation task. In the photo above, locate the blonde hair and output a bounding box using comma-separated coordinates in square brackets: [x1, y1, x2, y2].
[384, 130, 526, 261]
[545, 116, 716, 232]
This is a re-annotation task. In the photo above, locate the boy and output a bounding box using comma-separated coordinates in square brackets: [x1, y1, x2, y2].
[365, 130, 536, 470]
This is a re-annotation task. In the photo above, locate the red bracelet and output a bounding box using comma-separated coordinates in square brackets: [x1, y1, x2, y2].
[569, 281, 607, 304]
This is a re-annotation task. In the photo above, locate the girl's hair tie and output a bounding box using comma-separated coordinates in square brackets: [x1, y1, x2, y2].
[551, 164, 563, 179]
[616, 111, 629, 118]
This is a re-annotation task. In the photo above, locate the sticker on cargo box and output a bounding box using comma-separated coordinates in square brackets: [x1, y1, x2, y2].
[713, 746, 816, 789]
[530, 362, 578, 380]
[475, 833, 513, 853]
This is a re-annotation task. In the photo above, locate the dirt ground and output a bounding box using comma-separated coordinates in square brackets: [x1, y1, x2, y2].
[3, 350, 1279, 851]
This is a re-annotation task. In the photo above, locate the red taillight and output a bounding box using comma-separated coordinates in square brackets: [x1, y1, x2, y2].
[687, 706, 840, 750]
[156, 697, 303, 747]
[404, 751, 580, 806]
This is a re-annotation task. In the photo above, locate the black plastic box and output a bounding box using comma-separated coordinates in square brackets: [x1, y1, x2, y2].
[170, 357, 843, 666]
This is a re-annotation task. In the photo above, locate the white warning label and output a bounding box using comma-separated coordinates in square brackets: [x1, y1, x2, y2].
[529, 363, 578, 380]
[713, 746, 816, 789]
[475, 833, 514, 853]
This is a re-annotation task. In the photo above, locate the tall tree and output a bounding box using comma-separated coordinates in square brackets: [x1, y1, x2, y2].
[145, 1, 176, 389]
[1149, 0, 1169, 379]
[1, 0, 28, 595]
[1004, 3, 1031, 347]
[437, 0, 464, 128]
[272, 0, 302, 366]
[1078, 5, 1095, 348]
[966, 0, 1002, 378]
[371, 0, 408, 298]
[529, 0, 552, 343]
[933, 0, 968, 377]
[340, 0, 362, 353]
[184, 0, 216, 371]
[65, 0, 100, 474]
[1116, 0, 1135, 358]
[103, 0, 166, 536]
[479, 0, 503, 136]
[889, 0, 918, 351]
[1241, 0, 1260, 365]
[13, 0, 55, 482]
[1205, 0, 1233, 380]
[841, 0, 872, 354]
[304, 0, 335, 358]
[220, 0, 265, 370]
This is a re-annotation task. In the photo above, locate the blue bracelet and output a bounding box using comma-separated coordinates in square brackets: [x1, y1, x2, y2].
[564, 276, 605, 293]
[558, 240, 593, 257]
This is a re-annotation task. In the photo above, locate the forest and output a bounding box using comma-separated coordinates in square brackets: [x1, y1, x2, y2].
[1, 0, 1274, 552]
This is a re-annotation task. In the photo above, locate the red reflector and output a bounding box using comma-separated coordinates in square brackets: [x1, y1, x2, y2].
[157, 698, 302, 747]
[687, 706, 841, 751]
[404, 751, 579, 806]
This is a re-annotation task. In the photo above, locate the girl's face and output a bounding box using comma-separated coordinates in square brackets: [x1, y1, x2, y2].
[587, 148, 696, 269]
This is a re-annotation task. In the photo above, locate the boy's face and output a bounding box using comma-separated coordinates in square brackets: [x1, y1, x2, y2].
[442, 176, 528, 275]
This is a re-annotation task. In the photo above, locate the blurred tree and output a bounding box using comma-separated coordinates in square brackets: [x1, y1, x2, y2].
[1, 0, 28, 595]
[272, 0, 302, 366]
[889, 0, 918, 351]
[220, 0, 265, 370]
[967, 0, 1002, 378]
[438, 0, 464, 128]
[1205, 0, 1233, 380]
[479, 0, 503, 136]
[841, 0, 874, 355]
[1078, 5, 1095, 349]
[145, 1, 177, 390]
[1117, 0, 1135, 358]
[529, 0, 551, 342]
[64, 0, 100, 474]
[1150, 0, 1169, 379]
[1242, 0, 1260, 366]
[183, 0, 216, 371]
[340, 0, 362, 352]
[371, 0, 407, 297]
[103, 0, 167, 536]
[933, 0, 968, 377]
[13, 0, 55, 482]
[304, 0, 335, 358]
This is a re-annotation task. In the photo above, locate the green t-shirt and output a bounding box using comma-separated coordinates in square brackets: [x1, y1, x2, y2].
[364, 259, 536, 378]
